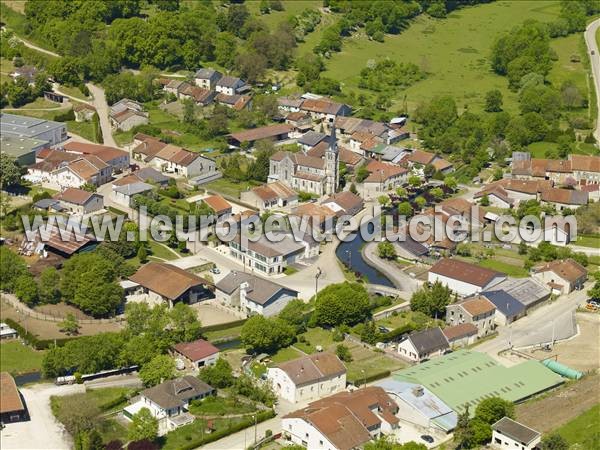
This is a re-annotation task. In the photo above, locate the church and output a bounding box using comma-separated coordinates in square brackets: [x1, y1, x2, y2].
[268, 127, 339, 197]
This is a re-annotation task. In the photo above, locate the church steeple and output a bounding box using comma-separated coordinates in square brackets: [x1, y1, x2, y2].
[324, 124, 339, 195]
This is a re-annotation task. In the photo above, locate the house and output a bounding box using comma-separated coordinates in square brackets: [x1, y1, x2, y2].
[241, 181, 298, 211]
[392, 237, 429, 261]
[53, 188, 104, 215]
[201, 194, 232, 221]
[194, 68, 222, 90]
[291, 203, 337, 232]
[298, 131, 329, 151]
[228, 231, 318, 274]
[216, 271, 299, 317]
[306, 142, 365, 172]
[23, 225, 98, 258]
[322, 191, 364, 217]
[540, 188, 588, 210]
[164, 79, 187, 96]
[492, 417, 541, 450]
[269, 352, 346, 404]
[228, 124, 293, 148]
[113, 167, 169, 188]
[124, 376, 214, 432]
[73, 103, 96, 122]
[149, 142, 217, 178]
[277, 97, 304, 113]
[512, 154, 600, 186]
[428, 258, 507, 297]
[570, 154, 600, 185]
[0, 135, 47, 166]
[109, 99, 148, 131]
[0, 323, 18, 340]
[445, 296, 496, 337]
[485, 278, 551, 312]
[375, 379, 457, 433]
[172, 339, 220, 369]
[282, 387, 399, 450]
[63, 142, 130, 173]
[479, 290, 526, 326]
[361, 160, 408, 200]
[49, 155, 112, 189]
[268, 127, 339, 196]
[0, 372, 28, 423]
[532, 259, 587, 295]
[406, 150, 453, 175]
[397, 327, 450, 363]
[179, 84, 216, 106]
[348, 131, 382, 156]
[299, 97, 351, 124]
[473, 185, 514, 209]
[1, 113, 67, 146]
[215, 93, 251, 110]
[112, 182, 154, 208]
[128, 262, 214, 308]
[442, 323, 478, 348]
[335, 117, 393, 143]
[215, 76, 246, 96]
[286, 112, 312, 134]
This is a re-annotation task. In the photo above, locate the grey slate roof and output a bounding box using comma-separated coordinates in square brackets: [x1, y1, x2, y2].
[194, 68, 222, 80]
[141, 376, 214, 410]
[135, 167, 169, 184]
[492, 417, 540, 445]
[113, 181, 154, 196]
[487, 278, 550, 308]
[481, 290, 526, 318]
[407, 327, 450, 357]
[216, 271, 298, 305]
[396, 237, 428, 257]
[298, 131, 328, 147]
[217, 76, 243, 88]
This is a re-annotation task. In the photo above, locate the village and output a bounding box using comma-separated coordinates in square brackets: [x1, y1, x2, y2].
[1, 1, 600, 450]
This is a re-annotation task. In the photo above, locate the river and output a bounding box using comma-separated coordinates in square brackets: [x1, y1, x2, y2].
[335, 233, 395, 288]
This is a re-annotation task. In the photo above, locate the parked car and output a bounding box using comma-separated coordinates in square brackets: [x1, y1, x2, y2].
[210, 267, 221, 274]
[420, 435, 434, 444]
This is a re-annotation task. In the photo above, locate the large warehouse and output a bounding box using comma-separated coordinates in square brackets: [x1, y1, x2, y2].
[394, 350, 564, 415]
[1, 113, 67, 147]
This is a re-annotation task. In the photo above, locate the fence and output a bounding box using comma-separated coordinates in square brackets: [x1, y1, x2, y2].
[1, 294, 124, 324]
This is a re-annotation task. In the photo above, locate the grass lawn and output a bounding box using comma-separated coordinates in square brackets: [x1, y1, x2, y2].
[0, 341, 45, 375]
[247, 0, 322, 30]
[294, 327, 335, 354]
[161, 417, 249, 450]
[204, 324, 244, 342]
[478, 258, 529, 277]
[96, 418, 128, 444]
[575, 234, 600, 248]
[270, 346, 303, 364]
[204, 178, 262, 200]
[318, 1, 564, 113]
[344, 341, 405, 385]
[58, 84, 90, 100]
[527, 141, 599, 158]
[66, 120, 97, 142]
[147, 240, 179, 261]
[188, 396, 258, 416]
[375, 310, 438, 331]
[556, 403, 600, 448]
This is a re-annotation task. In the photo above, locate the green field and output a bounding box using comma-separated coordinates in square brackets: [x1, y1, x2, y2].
[478, 258, 530, 277]
[527, 141, 599, 158]
[294, 327, 335, 354]
[576, 234, 600, 248]
[0, 341, 45, 375]
[319, 1, 565, 113]
[247, 0, 321, 30]
[556, 403, 600, 448]
[345, 341, 405, 385]
[204, 178, 262, 200]
[270, 346, 303, 363]
[66, 120, 97, 142]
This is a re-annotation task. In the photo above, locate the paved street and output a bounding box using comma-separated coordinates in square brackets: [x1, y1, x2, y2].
[1, 383, 84, 450]
[584, 19, 600, 143]
[86, 83, 119, 148]
[476, 286, 591, 364]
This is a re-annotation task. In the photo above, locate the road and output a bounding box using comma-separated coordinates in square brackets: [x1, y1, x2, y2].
[476, 285, 590, 363]
[86, 82, 119, 148]
[12, 34, 61, 58]
[1, 383, 84, 450]
[584, 19, 600, 144]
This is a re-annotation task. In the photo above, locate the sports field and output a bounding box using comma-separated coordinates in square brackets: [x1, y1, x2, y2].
[319, 1, 569, 113]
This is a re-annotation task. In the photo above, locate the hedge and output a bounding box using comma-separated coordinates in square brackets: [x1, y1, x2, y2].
[4, 318, 79, 350]
[169, 409, 276, 450]
[379, 323, 416, 343]
[347, 370, 391, 386]
[200, 318, 247, 334]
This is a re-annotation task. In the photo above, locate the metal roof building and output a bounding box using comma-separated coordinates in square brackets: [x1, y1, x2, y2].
[486, 277, 551, 310]
[394, 350, 564, 415]
[1, 113, 67, 147]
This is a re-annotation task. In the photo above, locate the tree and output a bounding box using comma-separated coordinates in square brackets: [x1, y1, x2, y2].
[137, 245, 147, 263]
[444, 176, 458, 191]
[377, 241, 397, 260]
[349, 183, 358, 195]
[395, 187, 407, 198]
[410, 281, 452, 318]
[484, 89, 503, 112]
[128, 408, 158, 443]
[139, 355, 175, 387]
[475, 397, 515, 425]
[52, 393, 100, 435]
[240, 316, 295, 353]
[169, 303, 202, 343]
[335, 344, 352, 362]
[313, 282, 370, 327]
[59, 313, 80, 335]
[378, 195, 391, 208]
[198, 358, 234, 388]
[415, 196, 427, 209]
[364, 436, 426, 450]
[278, 299, 309, 333]
[14, 274, 38, 306]
[74, 428, 103, 450]
[540, 433, 569, 450]
[0, 154, 22, 188]
[397, 201, 413, 217]
[408, 175, 421, 188]
[430, 187, 444, 200]
[480, 194, 490, 206]
[182, 98, 196, 124]
[454, 407, 473, 449]
[469, 417, 492, 446]
[39, 267, 61, 304]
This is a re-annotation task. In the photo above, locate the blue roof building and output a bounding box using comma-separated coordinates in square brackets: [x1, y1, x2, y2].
[376, 379, 458, 433]
[480, 290, 526, 325]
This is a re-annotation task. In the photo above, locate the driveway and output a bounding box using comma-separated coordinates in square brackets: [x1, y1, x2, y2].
[584, 19, 600, 144]
[1, 383, 84, 450]
[86, 83, 118, 148]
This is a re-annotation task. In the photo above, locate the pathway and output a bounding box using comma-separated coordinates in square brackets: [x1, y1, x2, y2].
[85, 82, 118, 148]
[362, 242, 420, 294]
[584, 19, 600, 144]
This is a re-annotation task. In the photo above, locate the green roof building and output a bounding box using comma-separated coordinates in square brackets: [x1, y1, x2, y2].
[394, 350, 564, 415]
[0, 135, 48, 166]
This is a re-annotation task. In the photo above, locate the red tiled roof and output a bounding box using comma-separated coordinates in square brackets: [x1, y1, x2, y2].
[173, 339, 219, 362]
[429, 258, 504, 287]
[54, 187, 96, 205]
[203, 195, 231, 214]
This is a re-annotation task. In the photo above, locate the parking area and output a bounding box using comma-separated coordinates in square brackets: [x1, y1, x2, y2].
[192, 301, 244, 326]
